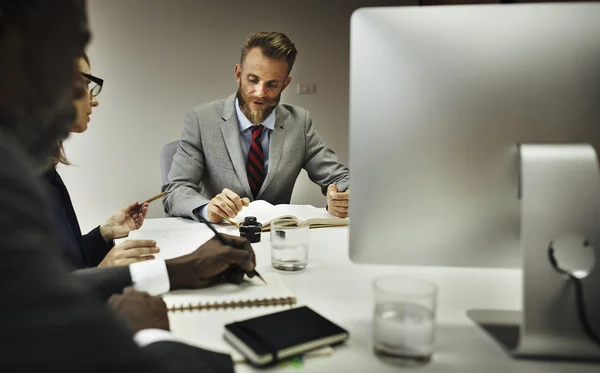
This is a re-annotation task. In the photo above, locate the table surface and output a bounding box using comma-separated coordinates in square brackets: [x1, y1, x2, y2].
[125, 217, 600, 373]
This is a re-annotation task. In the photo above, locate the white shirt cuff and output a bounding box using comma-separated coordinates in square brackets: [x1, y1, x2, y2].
[134, 328, 187, 347]
[129, 259, 170, 296]
[199, 204, 211, 221]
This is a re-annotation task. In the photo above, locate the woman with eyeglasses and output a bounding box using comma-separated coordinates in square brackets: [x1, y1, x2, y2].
[44, 53, 159, 269]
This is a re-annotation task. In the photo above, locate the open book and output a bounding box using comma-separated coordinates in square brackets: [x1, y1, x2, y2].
[227, 200, 348, 230]
[163, 273, 296, 312]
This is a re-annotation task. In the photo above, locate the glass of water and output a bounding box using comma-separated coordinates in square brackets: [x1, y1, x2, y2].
[270, 219, 309, 271]
[372, 275, 437, 365]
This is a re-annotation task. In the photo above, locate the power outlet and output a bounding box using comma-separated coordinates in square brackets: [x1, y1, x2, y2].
[297, 83, 316, 95]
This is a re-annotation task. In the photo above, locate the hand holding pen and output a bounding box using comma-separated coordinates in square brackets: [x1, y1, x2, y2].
[165, 230, 264, 289]
[130, 191, 171, 214]
[196, 213, 267, 285]
[100, 192, 170, 241]
[326, 184, 350, 218]
[100, 201, 150, 241]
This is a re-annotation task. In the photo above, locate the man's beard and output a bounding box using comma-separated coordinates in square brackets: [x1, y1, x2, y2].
[236, 86, 280, 125]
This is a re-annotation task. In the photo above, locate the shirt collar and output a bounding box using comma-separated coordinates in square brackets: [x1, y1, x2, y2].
[235, 97, 276, 132]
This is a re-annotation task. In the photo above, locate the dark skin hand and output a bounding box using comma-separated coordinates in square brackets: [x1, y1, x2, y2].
[108, 288, 170, 333]
[165, 234, 257, 290]
[108, 235, 256, 332]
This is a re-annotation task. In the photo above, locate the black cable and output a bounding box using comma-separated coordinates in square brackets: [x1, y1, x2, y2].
[547, 243, 600, 347]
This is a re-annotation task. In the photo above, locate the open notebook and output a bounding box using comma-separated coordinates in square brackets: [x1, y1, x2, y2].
[227, 200, 348, 230]
[163, 272, 296, 312]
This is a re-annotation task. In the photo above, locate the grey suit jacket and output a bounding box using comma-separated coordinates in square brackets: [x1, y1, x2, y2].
[163, 94, 350, 220]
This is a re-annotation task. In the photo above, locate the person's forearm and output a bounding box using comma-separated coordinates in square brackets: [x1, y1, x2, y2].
[71, 266, 133, 301]
[99, 223, 113, 242]
[303, 114, 350, 195]
[165, 257, 189, 291]
[163, 184, 211, 220]
[72, 259, 172, 300]
[83, 226, 115, 267]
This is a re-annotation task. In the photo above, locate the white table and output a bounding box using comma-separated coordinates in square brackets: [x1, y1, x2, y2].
[128, 218, 599, 373]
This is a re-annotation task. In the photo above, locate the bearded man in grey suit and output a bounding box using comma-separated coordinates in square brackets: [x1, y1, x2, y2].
[163, 32, 350, 223]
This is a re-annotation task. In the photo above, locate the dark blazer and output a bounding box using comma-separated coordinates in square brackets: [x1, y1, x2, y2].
[43, 167, 135, 300]
[43, 168, 113, 268]
[0, 129, 233, 373]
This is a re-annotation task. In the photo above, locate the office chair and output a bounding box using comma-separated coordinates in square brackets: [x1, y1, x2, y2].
[160, 140, 178, 185]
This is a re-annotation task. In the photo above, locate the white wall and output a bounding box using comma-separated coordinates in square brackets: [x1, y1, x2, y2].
[61, 0, 415, 232]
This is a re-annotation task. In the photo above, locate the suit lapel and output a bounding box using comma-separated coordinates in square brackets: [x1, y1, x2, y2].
[220, 94, 253, 199]
[258, 106, 289, 197]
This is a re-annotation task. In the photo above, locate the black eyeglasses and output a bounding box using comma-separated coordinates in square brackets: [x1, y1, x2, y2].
[80, 72, 104, 98]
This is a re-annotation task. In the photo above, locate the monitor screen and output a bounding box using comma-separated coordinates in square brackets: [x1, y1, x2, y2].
[349, 3, 600, 268]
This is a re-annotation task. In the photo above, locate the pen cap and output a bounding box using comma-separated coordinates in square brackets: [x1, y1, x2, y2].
[243, 216, 259, 226]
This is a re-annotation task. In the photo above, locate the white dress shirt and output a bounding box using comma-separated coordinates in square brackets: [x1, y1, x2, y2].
[128, 259, 190, 346]
[129, 258, 170, 295]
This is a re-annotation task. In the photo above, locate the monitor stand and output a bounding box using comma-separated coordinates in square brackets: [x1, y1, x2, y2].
[468, 144, 600, 361]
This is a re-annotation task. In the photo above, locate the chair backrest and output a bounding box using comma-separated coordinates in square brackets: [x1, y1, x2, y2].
[160, 140, 179, 185]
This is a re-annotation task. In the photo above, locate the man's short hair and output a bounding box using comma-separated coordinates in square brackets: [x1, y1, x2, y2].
[240, 32, 298, 75]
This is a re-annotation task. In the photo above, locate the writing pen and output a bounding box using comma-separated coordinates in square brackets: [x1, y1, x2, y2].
[196, 214, 267, 285]
[130, 191, 171, 213]
[327, 185, 349, 205]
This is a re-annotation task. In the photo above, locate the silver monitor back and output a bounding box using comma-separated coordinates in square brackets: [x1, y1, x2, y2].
[349, 3, 600, 268]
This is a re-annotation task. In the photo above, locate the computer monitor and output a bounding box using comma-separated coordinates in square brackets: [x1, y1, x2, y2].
[348, 3, 600, 268]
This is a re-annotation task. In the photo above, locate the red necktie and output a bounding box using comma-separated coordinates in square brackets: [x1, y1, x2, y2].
[247, 125, 265, 198]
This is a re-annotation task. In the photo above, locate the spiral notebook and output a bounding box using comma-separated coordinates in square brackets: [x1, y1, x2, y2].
[163, 273, 296, 312]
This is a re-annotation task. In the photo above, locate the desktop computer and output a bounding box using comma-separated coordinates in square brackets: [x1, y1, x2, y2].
[349, 3, 600, 361]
